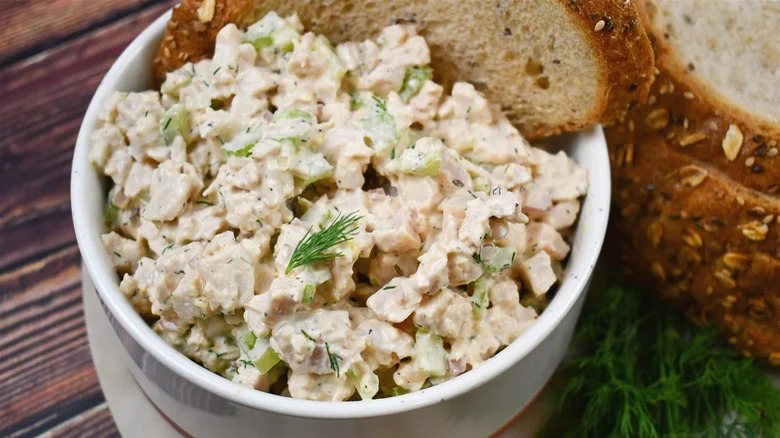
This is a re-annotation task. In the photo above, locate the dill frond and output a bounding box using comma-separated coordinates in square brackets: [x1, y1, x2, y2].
[539, 284, 780, 438]
[285, 211, 361, 274]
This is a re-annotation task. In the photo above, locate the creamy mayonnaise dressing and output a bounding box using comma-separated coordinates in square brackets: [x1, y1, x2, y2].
[91, 12, 587, 401]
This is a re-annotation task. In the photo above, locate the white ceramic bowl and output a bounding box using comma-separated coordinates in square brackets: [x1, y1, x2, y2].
[71, 10, 610, 438]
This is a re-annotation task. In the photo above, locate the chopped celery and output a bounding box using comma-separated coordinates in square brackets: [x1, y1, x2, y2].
[387, 386, 408, 397]
[292, 150, 333, 186]
[313, 35, 347, 79]
[399, 65, 433, 101]
[248, 35, 273, 50]
[397, 148, 442, 176]
[471, 274, 491, 319]
[346, 363, 379, 400]
[222, 128, 263, 157]
[350, 92, 365, 110]
[472, 176, 490, 192]
[238, 334, 281, 374]
[268, 108, 317, 147]
[105, 190, 118, 224]
[362, 97, 399, 153]
[160, 104, 190, 145]
[245, 12, 299, 53]
[254, 346, 281, 373]
[161, 73, 191, 98]
[243, 332, 257, 350]
[482, 244, 516, 273]
[302, 283, 316, 303]
[270, 26, 299, 53]
[415, 330, 447, 377]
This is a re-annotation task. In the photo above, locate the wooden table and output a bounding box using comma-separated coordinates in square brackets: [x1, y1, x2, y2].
[1, 2, 176, 436]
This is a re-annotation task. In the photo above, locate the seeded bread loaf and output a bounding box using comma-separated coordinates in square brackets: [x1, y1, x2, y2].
[606, 0, 780, 363]
[152, 0, 654, 140]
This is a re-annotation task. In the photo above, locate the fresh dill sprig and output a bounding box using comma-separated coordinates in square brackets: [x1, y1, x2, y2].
[285, 211, 361, 274]
[539, 283, 780, 438]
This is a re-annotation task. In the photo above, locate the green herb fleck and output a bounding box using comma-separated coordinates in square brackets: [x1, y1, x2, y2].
[382, 285, 397, 290]
[301, 330, 316, 342]
[325, 342, 340, 376]
[285, 211, 361, 274]
[113, 251, 122, 258]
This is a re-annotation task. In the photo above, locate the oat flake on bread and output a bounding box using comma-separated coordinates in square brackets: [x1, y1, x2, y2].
[606, 0, 780, 364]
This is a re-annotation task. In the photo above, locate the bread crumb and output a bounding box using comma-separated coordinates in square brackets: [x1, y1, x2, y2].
[722, 124, 744, 161]
[594, 20, 606, 31]
[683, 91, 695, 100]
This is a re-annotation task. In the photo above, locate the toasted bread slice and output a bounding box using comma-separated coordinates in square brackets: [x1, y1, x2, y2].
[606, 0, 780, 363]
[153, 0, 653, 140]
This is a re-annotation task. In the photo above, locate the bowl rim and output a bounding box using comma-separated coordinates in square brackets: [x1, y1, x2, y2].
[71, 9, 611, 420]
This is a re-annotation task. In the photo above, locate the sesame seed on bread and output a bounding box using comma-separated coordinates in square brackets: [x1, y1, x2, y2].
[152, 0, 654, 140]
[606, 0, 780, 364]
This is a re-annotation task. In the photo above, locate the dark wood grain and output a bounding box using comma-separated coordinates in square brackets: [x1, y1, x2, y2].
[0, 0, 167, 67]
[45, 404, 117, 438]
[0, 1, 175, 436]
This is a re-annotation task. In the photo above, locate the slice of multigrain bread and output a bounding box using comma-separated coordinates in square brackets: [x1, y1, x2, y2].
[606, 0, 780, 363]
[152, 0, 654, 140]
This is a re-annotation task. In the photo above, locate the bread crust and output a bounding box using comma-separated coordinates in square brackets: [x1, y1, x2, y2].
[555, 0, 654, 138]
[607, 0, 780, 363]
[151, 0, 653, 140]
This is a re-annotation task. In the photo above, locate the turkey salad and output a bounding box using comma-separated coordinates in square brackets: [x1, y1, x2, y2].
[90, 12, 588, 401]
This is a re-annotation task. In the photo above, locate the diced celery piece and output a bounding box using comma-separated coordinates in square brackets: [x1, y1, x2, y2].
[254, 346, 281, 373]
[346, 363, 379, 400]
[415, 330, 447, 377]
[270, 26, 299, 53]
[293, 150, 333, 187]
[482, 245, 516, 273]
[302, 283, 315, 303]
[398, 148, 442, 176]
[222, 128, 263, 157]
[350, 92, 365, 110]
[245, 12, 299, 53]
[105, 188, 119, 224]
[362, 97, 399, 153]
[160, 104, 190, 145]
[472, 176, 490, 192]
[274, 108, 316, 123]
[161, 72, 191, 98]
[248, 35, 273, 51]
[399, 65, 433, 102]
[238, 334, 281, 373]
[267, 108, 317, 147]
[313, 35, 346, 79]
[471, 274, 491, 319]
[243, 332, 257, 350]
[387, 386, 408, 397]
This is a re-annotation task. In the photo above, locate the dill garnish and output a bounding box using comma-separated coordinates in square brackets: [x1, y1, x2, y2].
[540, 284, 780, 438]
[285, 211, 361, 274]
[325, 342, 340, 376]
